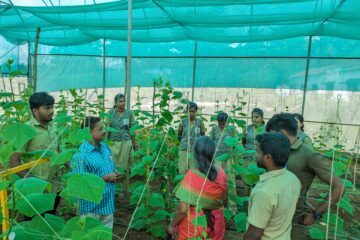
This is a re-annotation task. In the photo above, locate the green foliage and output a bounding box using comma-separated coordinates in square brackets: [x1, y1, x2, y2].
[192, 215, 207, 227]
[309, 227, 326, 239]
[224, 137, 238, 147]
[234, 212, 247, 232]
[2, 122, 37, 150]
[29, 214, 65, 235]
[215, 153, 229, 161]
[149, 193, 165, 208]
[51, 148, 76, 166]
[148, 224, 167, 238]
[130, 184, 147, 206]
[223, 208, 234, 221]
[63, 173, 106, 204]
[66, 128, 92, 146]
[14, 177, 50, 196]
[0, 180, 10, 191]
[337, 195, 353, 215]
[16, 193, 56, 217]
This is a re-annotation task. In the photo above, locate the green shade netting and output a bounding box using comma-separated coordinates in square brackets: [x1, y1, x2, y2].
[1, 0, 360, 45]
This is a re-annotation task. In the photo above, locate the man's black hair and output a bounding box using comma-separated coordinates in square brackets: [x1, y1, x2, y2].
[29, 92, 55, 110]
[81, 116, 101, 130]
[256, 133, 291, 168]
[265, 113, 298, 137]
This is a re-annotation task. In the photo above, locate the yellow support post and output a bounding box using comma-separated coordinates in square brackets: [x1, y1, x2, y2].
[0, 180, 10, 236]
[0, 158, 49, 238]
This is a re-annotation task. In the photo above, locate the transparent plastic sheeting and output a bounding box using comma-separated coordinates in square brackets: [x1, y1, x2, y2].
[1, 0, 360, 45]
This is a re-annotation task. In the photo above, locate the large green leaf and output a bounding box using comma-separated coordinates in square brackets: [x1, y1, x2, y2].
[142, 155, 154, 165]
[2, 123, 38, 150]
[130, 184, 147, 206]
[337, 197, 353, 215]
[130, 163, 146, 178]
[341, 179, 353, 188]
[247, 163, 266, 175]
[235, 196, 249, 207]
[62, 216, 102, 238]
[130, 219, 146, 230]
[0, 180, 9, 191]
[0, 143, 13, 166]
[65, 173, 105, 204]
[11, 224, 45, 240]
[51, 149, 77, 166]
[133, 204, 151, 220]
[215, 153, 229, 161]
[66, 128, 92, 146]
[234, 212, 247, 232]
[52, 115, 72, 125]
[224, 137, 238, 147]
[14, 177, 50, 196]
[153, 209, 169, 221]
[223, 208, 234, 221]
[148, 193, 165, 208]
[148, 224, 167, 238]
[2, 100, 27, 111]
[309, 227, 325, 239]
[192, 215, 207, 227]
[16, 193, 56, 217]
[161, 109, 173, 123]
[233, 165, 246, 175]
[172, 91, 183, 99]
[242, 173, 259, 186]
[83, 225, 112, 240]
[30, 214, 65, 235]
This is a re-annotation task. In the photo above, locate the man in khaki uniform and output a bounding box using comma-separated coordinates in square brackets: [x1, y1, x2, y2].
[10, 92, 62, 214]
[244, 133, 301, 240]
[265, 113, 343, 237]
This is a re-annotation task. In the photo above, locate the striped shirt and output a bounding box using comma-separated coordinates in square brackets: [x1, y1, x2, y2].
[71, 141, 115, 215]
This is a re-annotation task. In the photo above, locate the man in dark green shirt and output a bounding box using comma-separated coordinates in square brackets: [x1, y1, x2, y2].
[265, 113, 343, 236]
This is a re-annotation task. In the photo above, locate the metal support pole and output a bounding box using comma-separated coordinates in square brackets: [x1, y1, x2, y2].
[33, 27, 41, 92]
[27, 42, 32, 86]
[125, 0, 132, 110]
[301, 35, 312, 116]
[191, 41, 198, 102]
[17, 44, 20, 71]
[102, 38, 106, 108]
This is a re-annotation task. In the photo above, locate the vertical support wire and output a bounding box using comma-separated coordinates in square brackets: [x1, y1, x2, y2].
[125, 0, 132, 110]
[102, 38, 106, 108]
[301, 35, 312, 116]
[191, 41, 198, 102]
[27, 42, 32, 88]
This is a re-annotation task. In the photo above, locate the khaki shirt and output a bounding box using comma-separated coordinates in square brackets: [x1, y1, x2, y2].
[107, 109, 135, 141]
[179, 118, 205, 151]
[287, 138, 331, 214]
[247, 169, 301, 240]
[210, 125, 237, 156]
[22, 117, 61, 193]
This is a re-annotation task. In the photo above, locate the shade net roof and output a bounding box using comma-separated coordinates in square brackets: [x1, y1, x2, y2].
[0, 0, 360, 45]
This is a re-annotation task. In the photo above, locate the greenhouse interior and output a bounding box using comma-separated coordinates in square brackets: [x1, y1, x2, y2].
[0, 0, 359, 239]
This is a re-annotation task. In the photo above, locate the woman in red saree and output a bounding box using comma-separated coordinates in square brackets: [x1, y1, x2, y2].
[168, 136, 228, 240]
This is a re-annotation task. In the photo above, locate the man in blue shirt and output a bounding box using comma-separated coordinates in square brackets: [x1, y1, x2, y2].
[71, 116, 120, 229]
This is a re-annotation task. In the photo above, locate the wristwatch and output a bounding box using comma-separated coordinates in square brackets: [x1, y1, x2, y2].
[312, 211, 322, 221]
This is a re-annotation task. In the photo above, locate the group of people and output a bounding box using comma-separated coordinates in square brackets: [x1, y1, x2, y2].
[9, 92, 344, 240]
